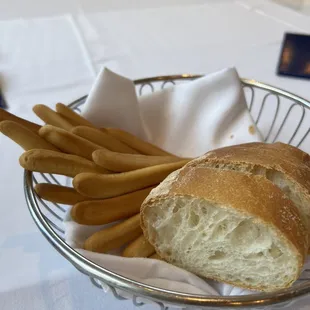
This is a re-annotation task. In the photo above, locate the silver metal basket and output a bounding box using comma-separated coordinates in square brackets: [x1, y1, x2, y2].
[24, 75, 310, 309]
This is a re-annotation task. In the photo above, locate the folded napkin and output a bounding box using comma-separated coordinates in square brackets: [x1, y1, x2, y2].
[65, 67, 270, 299]
[82, 68, 263, 157]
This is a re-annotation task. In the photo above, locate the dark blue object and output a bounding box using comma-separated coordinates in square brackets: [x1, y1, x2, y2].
[277, 32, 310, 80]
[0, 89, 7, 109]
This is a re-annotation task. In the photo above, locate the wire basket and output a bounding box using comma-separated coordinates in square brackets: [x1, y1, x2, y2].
[24, 75, 310, 309]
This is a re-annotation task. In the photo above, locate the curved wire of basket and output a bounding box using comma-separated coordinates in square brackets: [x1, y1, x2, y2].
[24, 75, 310, 309]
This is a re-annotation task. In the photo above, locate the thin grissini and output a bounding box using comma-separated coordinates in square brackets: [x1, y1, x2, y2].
[56, 103, 96, 128]
[122, 234, 155, 258]
[34, 183, 89, 205]
[39, 125, 104, 160]
[0, 120, 58, 151]
[106, 127, 174, 156]
[0, 109, 41, 133]
[33, 104, 74, 131]
[84, 214, 142, 253]
[60, 115, 82, 127]
[72, 126, 139, 154]
[71, 186, 155, 225]
[73, 160, 189, 198]
[149, 253, 161, 260]
[19, 149, 109, 178]
[92, 148, 185, 172]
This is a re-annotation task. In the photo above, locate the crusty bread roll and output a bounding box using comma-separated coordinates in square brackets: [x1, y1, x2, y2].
[141, 142, 309, 292]
[187, 142, 310, 246]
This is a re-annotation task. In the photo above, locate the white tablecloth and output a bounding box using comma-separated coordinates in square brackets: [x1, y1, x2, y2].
[0, 1, 310, 309]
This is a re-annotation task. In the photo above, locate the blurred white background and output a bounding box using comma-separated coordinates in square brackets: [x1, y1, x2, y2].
[0, 0, 309, 19]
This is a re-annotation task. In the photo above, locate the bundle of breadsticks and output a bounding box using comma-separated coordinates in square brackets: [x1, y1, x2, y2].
[0, 105, 190, 259]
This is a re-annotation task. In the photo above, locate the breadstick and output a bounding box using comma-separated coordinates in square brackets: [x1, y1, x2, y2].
[0, 109, 41, 133]
[149, 253, 161, 260]
[71, 186, 155, 225]
[106, 128, 174, 156]
[19, 149, 109, 177]
[56, 103, 96, 128]
[73, 159, 189, 198]
[84, 214, 142, 253]
[60, 115, 81, 127]
[34, 183, 89, 205]
[39, 125, 103, 160]
[122, 234, 155, 258]
[33, 104, 74, 131]
[71, 126, 139, 154]
[0, 120, 58, 151]
[92, 148, 185, 172]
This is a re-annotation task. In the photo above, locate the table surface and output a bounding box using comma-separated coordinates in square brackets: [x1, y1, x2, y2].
[0, 0, 309, 19]
[0, 1, 310, 309]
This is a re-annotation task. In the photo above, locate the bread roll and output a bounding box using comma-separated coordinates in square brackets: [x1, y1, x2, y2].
[187, 142, 310, 246]
[228, 142, 310, 167]
[141, 144, 309, 292]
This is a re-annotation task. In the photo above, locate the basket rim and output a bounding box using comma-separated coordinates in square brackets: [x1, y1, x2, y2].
[25, 75, 310, 308]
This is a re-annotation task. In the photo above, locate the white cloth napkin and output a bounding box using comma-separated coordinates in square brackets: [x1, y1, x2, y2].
[64, 67, 281, 298]
[82, 68, 263, 157]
